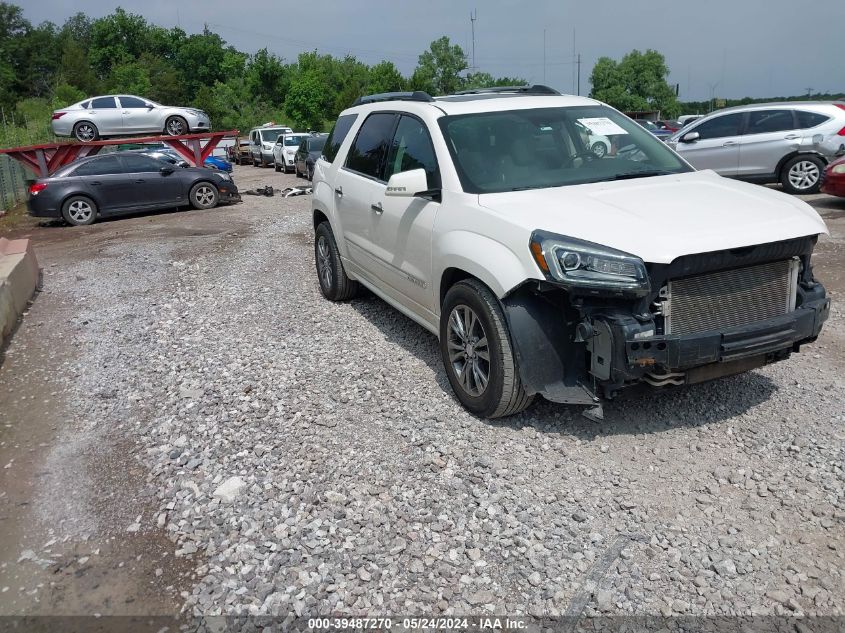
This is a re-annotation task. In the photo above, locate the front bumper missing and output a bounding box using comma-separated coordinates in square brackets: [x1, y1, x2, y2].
[590, 294, 831, 396]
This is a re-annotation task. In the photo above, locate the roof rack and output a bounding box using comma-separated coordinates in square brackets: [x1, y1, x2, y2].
[452, 84, 561, 96]
[352, 91, 434, 106]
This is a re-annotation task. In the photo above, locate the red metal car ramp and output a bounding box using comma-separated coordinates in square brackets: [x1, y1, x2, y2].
[0, 130, 239, 177]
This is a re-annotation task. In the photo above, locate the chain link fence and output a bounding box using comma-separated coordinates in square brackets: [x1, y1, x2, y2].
[0, 155, 28, 215]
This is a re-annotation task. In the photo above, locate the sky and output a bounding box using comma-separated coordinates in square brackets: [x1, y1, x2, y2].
[18, 0, 845, 102]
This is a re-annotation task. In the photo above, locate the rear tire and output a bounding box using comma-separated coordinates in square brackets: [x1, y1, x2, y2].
[440, 279, 533, 418]
[61, 195, 97, 226]
[274, 161, 281, 172]
[780, 155, 824, 194]
[315, 222, 359, 301]
[189, 182, 219, 209]
[73, 122, 99, 142]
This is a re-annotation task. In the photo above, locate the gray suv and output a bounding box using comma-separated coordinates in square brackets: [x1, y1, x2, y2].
[668, 102, 845, 194]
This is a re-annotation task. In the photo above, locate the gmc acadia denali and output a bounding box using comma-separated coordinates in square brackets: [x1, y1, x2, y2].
[310, 85, 830, 418]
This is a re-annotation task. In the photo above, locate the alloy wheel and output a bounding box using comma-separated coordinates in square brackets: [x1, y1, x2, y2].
[316, 235, 333, 289]
[167, 118, 186, 135]
[788, 161, 820, 191]
[446, 304, 490, 397]
[75, 124, 95, 141]
[68, 200, 93, 223]
[194, 185, 215, 206]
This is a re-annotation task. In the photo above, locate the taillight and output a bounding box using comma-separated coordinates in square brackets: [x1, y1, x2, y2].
[834, 103, 845, 112]
[29, 183, 47, 195]
[51, 112, 66, 120]
[838, 126, 845, 137]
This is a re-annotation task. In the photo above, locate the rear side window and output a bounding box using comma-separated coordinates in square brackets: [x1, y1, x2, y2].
[91, 97, 117, 109]
[345, 113, 396, 180]
[119, 96, 148, 108]
[385, 115, 440, 189]
[72, 156, 122, 175]
[322, 114, 358, 163]
[795, 111, 830, 129]
[746, 110, 794, 134]
[120, 154, 166, 172]
[692, 113, 743, 140]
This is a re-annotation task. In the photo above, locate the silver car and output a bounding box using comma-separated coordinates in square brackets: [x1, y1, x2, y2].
[667, 102, 845, 194]
[51, 95, 211, 142]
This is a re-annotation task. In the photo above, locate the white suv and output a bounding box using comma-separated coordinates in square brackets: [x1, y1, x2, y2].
[311, 86, 830, 418]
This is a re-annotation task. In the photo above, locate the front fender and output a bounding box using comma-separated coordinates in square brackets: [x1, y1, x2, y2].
[435, 231, 536, 300]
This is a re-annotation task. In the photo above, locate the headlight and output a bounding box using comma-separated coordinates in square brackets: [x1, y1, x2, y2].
[832, 164, 845, 175]
[215, 172, 232, 181]
[529, 231, 650, 296]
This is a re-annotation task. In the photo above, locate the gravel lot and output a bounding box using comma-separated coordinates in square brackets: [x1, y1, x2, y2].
[0, 165, 843, 620]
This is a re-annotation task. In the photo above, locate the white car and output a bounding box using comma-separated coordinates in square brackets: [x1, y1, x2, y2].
[51, 95, 210, 141]
[311, 86, 830, 418]
[248, 124, 292, 167]
[273, 133, 310, 173]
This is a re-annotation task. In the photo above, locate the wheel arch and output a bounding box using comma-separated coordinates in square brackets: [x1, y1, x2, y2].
[775, 150, 829, 179]
[436, 231, 535, 306]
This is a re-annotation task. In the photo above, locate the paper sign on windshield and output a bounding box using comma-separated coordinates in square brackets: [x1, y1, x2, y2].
[577, 117, 628, 136]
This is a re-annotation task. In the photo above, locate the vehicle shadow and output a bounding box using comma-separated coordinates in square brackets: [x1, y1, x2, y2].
[348, 293, 778, 438]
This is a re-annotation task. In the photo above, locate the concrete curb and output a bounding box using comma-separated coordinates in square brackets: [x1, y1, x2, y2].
[0, 237, 39, 348]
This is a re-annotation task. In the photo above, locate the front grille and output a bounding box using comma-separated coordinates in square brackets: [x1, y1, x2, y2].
[665, 259, 799, 335]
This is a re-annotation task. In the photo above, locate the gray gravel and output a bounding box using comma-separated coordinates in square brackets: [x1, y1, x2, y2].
[22, 167, 845, 617]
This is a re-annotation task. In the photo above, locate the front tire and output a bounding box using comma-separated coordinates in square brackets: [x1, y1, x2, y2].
[274, 160, 281, 172]
[61, 195, 97, 226]
[780, 155, 824, 194]
[189, 182, 219, 209]
[591, 141, 608, 158]
[73, 122, 99, 142]
[315, 222, 359, 301]
[440, 279, 533, 418]
[165, 116, 189, 136]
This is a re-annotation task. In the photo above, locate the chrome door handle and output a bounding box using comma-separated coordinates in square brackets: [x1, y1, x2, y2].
[135, 179, 145, 183]
[334, 186, 343, 197]
[90, 181, 102, 186]
[722, 141, 737, 147]
[122, 111, 130, 114]
[371, 202, 383, 214]
[784, 134, 800, 140]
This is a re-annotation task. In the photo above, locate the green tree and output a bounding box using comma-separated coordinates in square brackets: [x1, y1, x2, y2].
[245, 48, 290, 106]
[367, 61, 405, 94]
[463, 72, 526, 90]
[589, 49, 680, 117]
[285, 70, 330, 129]
[89, 8, 153, 76]
[412, 36, 467, 95]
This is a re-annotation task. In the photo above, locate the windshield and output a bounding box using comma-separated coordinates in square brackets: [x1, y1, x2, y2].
[284, 135, 306, 146]
[440, 106, 690, 193]
[260, 130, 287, 143]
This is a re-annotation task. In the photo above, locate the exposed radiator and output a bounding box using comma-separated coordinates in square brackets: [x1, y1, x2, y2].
[664, 259, 800, 336]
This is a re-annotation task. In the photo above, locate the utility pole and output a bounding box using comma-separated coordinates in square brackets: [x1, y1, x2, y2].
[806, 87, 813, 98]
[576, 53, 581, 95]
[470, 9, 477, 71]
[543, 29, 546, 84]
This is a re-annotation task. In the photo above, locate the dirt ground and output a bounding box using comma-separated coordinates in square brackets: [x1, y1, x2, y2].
[0, 165, 295, 620]
[0, 166, 843, 620]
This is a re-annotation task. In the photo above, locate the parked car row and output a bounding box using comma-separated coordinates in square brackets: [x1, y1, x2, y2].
[231, 123, 328, 180]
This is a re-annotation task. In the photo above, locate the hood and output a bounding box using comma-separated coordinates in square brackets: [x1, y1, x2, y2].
[478, 170, 828, 264]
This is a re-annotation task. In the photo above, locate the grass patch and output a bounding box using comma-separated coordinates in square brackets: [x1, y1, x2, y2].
[0, 201, 38, 234]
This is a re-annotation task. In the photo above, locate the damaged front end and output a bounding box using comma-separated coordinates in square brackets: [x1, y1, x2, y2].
[503, 232, 830, 408]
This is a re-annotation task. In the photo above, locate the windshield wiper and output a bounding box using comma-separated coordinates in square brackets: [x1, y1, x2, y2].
[608, 170, 673, 181]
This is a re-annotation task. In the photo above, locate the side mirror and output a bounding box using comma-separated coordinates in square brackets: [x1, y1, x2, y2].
[385, 168, 429, 197]
[680, 131, 700, 143]
[146, 104, 155, 110]
[160, 165, 175, 175]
